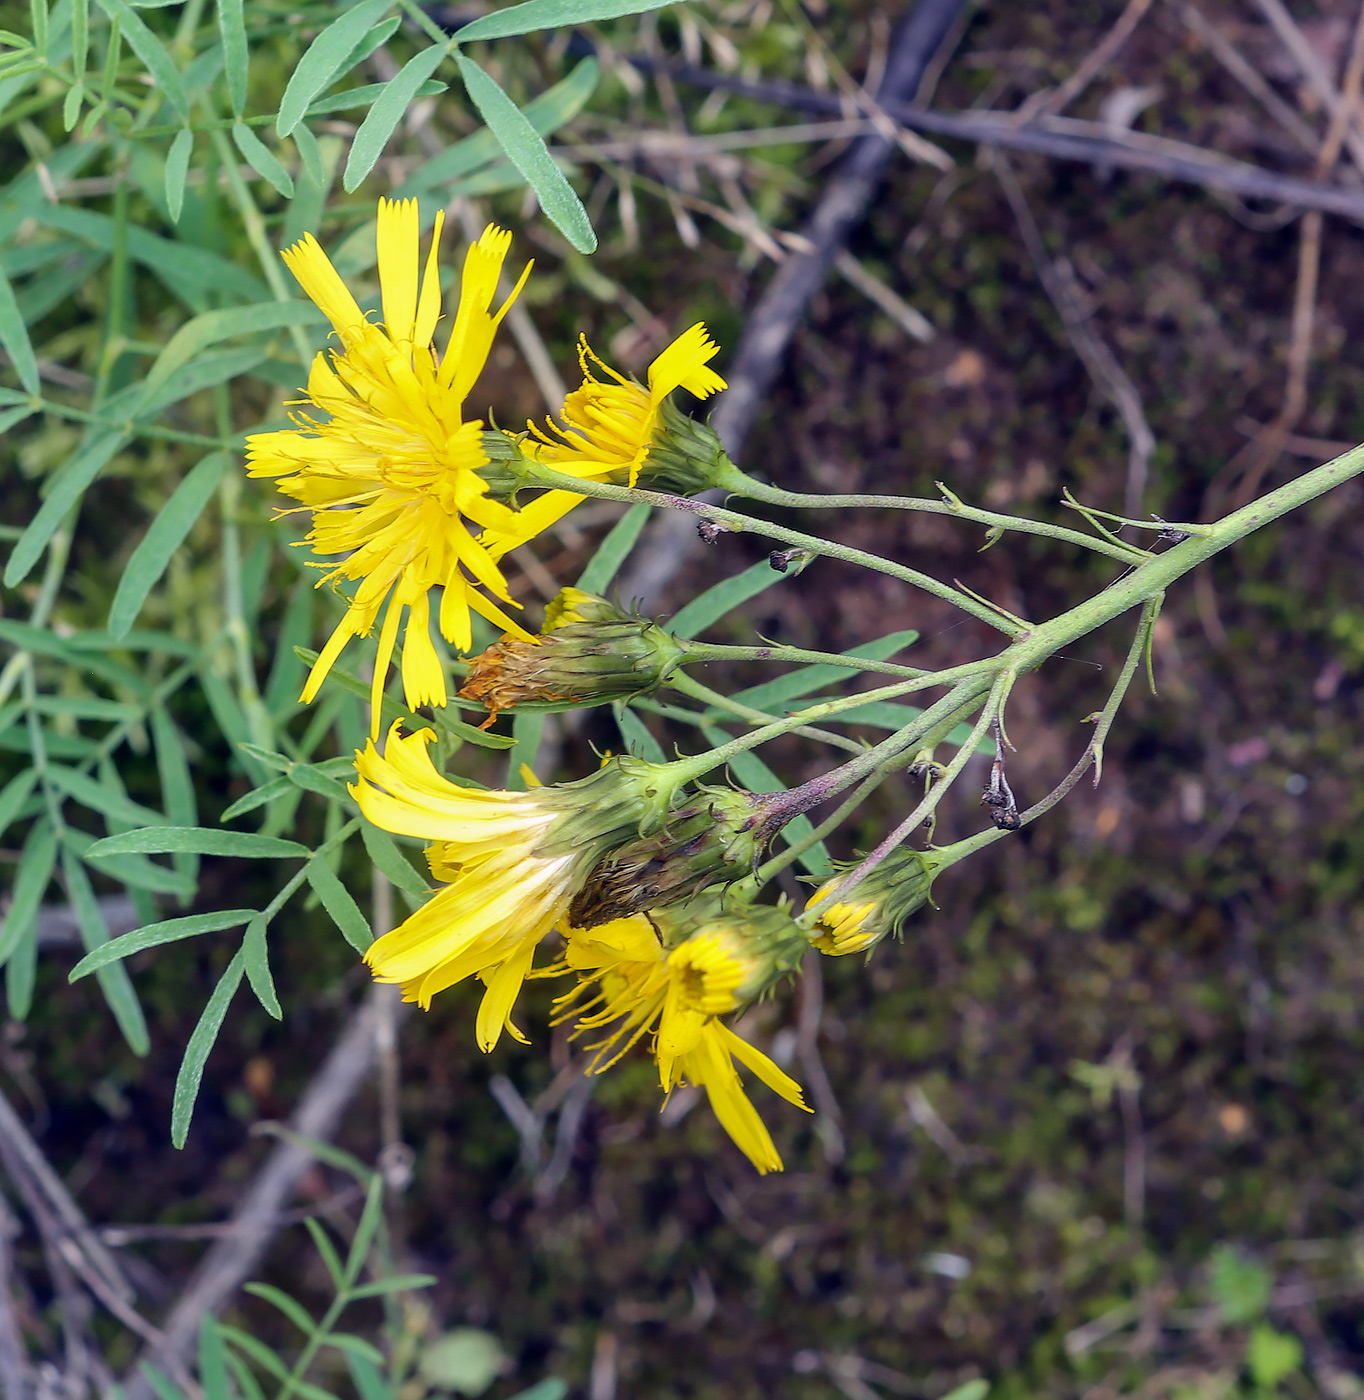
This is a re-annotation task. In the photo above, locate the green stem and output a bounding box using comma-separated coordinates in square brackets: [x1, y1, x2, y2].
[517, 465, 1028, 638]
[937, 594, 1164, 869]
[667, 670, 864, 754]
[679, 638, 925, 679]
[663, 660, 998, 787]
[801, 668, 1016, 923]
[718, 464, 1151, 566]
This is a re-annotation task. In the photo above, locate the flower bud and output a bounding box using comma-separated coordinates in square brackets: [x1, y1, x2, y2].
[611, 396, 735, 496]
[475, 428, 528, 504]
[568, 787, 763, 929]
[653, 897, 808, 1053]
[807, 848, 941, 956]
[458, 588, 687, 723]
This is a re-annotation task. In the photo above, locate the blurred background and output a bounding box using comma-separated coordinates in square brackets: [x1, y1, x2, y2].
[7, 0, 1364, 1396]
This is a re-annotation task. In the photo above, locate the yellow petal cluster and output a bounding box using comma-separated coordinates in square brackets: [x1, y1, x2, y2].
[552, 915, 809, 1174]
[246, 199, 534, 726]
[349, 726, 673, 1050]
[481, 325, 727, 556]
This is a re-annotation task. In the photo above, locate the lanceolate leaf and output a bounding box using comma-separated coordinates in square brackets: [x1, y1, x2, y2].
[232, 121, 295, 197]
[343, 43, 449, 192]
[164, 127, 193, 222]
[456, 0, 673, 43]
[577, 501, 649, 593]
[88, 827, 307, 858]
[216, 0, 247, 117]
[4, 428, 129, 587]
[171, 949, 245, 1147]
[276, 0, 393, 138]
[109, 453, 227, 637]
[0, 262, 38, 394]
[668, 559, 790, 639]
[0, 818, 56, 971]
[69, 909, 259, 980]
[456, 54, 596, 253]
[61, 851, 150, 1054]
[92, 0, 189, 120]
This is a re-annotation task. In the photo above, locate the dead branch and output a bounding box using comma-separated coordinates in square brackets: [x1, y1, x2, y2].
[623, 59, 1364, 224]
[616, 0, 972, 610]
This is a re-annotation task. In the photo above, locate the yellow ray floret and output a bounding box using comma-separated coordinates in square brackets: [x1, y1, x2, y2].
[350, 726, 671, 1049]
[482, 323, 726, 558]
[245, 198, 538, 729]
[551, 915, 808, 1173]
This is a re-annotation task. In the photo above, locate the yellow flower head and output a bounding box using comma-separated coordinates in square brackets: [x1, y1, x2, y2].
[808, 896, 881, 956]
[550, 912, 809, 1174]
[350, 724, 676, 1050]
[246, 199, 538, 728]
[480, 325, 727, 557]
[807, 848, 941, 957]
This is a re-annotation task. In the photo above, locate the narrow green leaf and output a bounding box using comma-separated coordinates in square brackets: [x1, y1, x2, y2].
[0, 769, 37, 845]
[135, 304, 322, 417]
[940, 1384, 989, 1400]
[109, 453, 227, 637]
[30, 696, 141, 721]
[0, 819, 55, 971]
[150, 707, 198, 831]
[164, 127, 192, 222]
[343, 43, 449, 191]
[171, 949, 245, 1148]
[507, 711, 543, 788]
[242, 1282, 314, 1334]
[72, 0, 89, 74]
[68, 827, 195, 899]
[68, 909, 258, 980]
[31, 0, 49, 61]
[199, 1320, 232, 1400]
[456, 54, 595, 252]
[727, 630, 920, 713]
[291, 119, 324, 188]
[88, 827, 307, 858]
[0, 263, 38, 394]
[241, 914, 281, 1019]
[137, 1362, 191, 1400]
[45, 765, 166, 830]
[216, 0, 247, 116]
[343, 1175, 385, 1286]
[304, 1218, 346, 1289]
[431, 706, 515, 749]
[264, 576, 313, 715]
[360, 822, 429, 900]
[307, 77, 445, 117]
[306, 858, 372, 951]
[92, 0, 189, 120]
[344, 1274, 437, 1300]
[61, 851, 150, 1054]
[62, 80, 85, 131]
[221, 774, 294, 822]
[4, 428, 129, 587]
[457, 0, 672, 43]
[397, 55, 597, 198]
[232, 120, 294, 198]
[322, 1334, 385, 1366]
[0, 404, 35, 434]
[576, 501, 649, 592]
[668, 558, 791, 639]
[287, 763, 348, 802]
[345, 1353, 391, 1400]
[276, 0, 393, 138]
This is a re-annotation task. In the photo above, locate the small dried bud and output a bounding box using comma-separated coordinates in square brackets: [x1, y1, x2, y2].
[569, 787, 764, 929]
[459, 588, 687, 723]
[807, 847, 941, 956]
